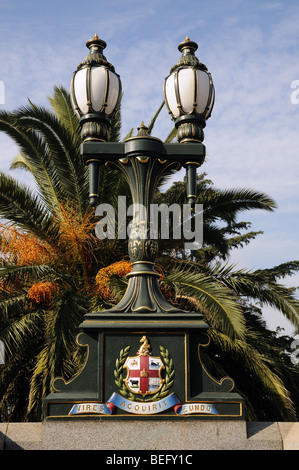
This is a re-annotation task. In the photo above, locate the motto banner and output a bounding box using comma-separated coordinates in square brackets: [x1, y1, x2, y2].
[69, 392, 218, 416]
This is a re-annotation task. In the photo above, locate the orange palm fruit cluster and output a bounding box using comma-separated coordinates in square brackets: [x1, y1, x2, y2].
[27, 281, 59, 304]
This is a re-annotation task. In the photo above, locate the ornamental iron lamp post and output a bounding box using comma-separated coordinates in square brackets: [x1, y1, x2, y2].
[44, 36, 244, 420]
[164, 36, 215, 209]
[70, 34, 122, 207]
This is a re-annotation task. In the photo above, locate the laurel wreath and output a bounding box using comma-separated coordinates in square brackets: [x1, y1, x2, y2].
[114, 346, 135, 401]
[114, 345, 174, 402]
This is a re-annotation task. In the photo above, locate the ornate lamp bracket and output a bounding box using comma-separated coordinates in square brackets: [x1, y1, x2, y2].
[81, 123, 206, 318]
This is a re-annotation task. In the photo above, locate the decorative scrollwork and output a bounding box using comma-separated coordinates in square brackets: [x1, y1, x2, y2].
[144, 239, 158, 259]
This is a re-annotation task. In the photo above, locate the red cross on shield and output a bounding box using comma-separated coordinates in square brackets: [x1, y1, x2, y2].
[124, 355, 164, 396]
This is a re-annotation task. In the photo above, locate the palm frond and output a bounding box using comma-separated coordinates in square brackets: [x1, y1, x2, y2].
[48, 85, 81, 138]
[210, 263, 299, 331]
[109, 100, 122, 143]
[0, 291, 28, 318]
[11, 103, 88, 216]
[0, 310, 43, 358]
[10, 151, 34, 173]
[0, 264, 59, 287]
[201, 188, 277, 225]
[166, 265, 246, 340]
[0, 110, 63, 211]
[27, 288, 88, 416]
[164, 126, 177, 143]
[209, 328, 296, 420]
[0, 172, 57, 241]
[147, 101, 165, 135]
[258, 261, 299, 282]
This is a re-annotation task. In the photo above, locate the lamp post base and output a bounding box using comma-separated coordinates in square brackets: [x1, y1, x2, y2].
[43, 313, 244, 420]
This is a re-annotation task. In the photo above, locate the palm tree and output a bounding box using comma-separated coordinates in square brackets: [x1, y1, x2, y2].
[154, 172, 275, 261]
[162, 260, 299, 420]
[153, 175, 299, 421]
[0, 86, 127, 420]
[0, 86, 298, 421]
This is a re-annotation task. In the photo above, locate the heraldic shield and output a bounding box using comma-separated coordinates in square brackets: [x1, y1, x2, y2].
[123, 336, 165, 397]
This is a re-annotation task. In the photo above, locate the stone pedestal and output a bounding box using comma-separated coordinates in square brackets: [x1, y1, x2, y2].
[1, 421, 296, 450]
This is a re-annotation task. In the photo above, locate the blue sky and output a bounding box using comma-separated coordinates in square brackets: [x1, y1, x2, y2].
[0, 0, 299, 333]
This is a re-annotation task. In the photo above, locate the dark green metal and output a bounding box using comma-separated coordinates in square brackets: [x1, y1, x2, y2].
[84, 123, 205, 316]
[172, 37, 208, 73]
[163, 37, 214, 219]
[43, 123, 244, 421]
[44, 329, 243, 420]
[70, 34, 122, 147]
[44, 37, 243, 421]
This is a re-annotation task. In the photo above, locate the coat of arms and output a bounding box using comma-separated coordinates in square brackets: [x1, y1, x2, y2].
[114, 336, 174, 402]
[124, 336, 164, 397]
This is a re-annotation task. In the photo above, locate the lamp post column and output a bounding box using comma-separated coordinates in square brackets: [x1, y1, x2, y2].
[100, 123, 183, 314]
